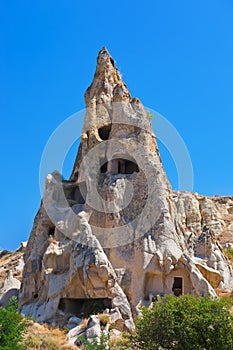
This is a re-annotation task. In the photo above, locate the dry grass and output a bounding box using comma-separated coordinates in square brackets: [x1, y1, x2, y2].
[98, 313, 110, 326]
[24, 321, 78, 350]
[48, 236, 57, 244]
[80, 317, 89, 330]
[109, 333, 123, 348]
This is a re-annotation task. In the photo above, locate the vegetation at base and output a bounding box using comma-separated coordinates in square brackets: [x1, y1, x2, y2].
[224, 247, 233, 261]
[79, 332, 110, 350]
[24, 321, 77, 350]
[121, 294, 233, 350]
[2, 295, 233, 350]
[0, 296, 27, 350]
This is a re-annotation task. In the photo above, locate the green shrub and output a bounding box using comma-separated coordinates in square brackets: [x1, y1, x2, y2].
[79, 332, 110, 350]
[224, 248, 233, 260]
[0, 296, 27, 350]
[134, 294, 233, 350]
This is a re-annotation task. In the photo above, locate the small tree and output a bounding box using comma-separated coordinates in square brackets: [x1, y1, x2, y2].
[134, 294, 233, 350]
[0, 296, 27, 350]
[79, 332, 110, 350]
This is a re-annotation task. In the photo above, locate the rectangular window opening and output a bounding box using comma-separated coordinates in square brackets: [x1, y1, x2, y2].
[172, 277, 183, 296]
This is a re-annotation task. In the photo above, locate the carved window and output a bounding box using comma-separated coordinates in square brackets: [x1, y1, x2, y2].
[113, 159, 139, 175]
[48, 226, 55, 236]
[98, 125, 111, 140]
[172, 277, 183, 296]
[100, 159, 108, 173]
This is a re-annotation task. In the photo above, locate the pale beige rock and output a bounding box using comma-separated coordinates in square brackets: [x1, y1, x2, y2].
[16, 241, 28, 252]
[110, 307, 124, 331]
[0, 270, 21, 307]
[174, 192, 233, 245]
[19, 48, 233, 330]
[195, 261, 222, 289]
[67, 325, 86, 345]
[174, 192, 233, 290]
[86, 315, 101, 341]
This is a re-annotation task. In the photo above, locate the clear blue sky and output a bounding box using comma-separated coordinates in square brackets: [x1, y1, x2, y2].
[1, 0, 233, 250]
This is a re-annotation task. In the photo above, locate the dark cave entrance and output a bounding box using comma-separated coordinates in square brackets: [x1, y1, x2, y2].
[100, 159, 108, 174]
[58, 298, 112, 317]
[98, 125, 111, 141]
[113, 158, 139, 175]
[48, 226, 55, 236]
[172, 277, 183, 296]
[74, 182, 87, 204]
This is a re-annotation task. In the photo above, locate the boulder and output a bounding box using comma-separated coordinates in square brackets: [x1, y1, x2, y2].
[86, 315, 101, 342]
[67, 325, 86, 345]
[0, 270, 21, 307]
[68, 316, 82, 329]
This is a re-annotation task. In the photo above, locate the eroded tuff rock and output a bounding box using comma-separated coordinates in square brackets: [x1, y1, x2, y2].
[0, 243, 26, 305]
[173, 192, 233, 290]
[0, 270, 21, 307]
[19, 48, 233, 327]
[174, 192, 233, 245]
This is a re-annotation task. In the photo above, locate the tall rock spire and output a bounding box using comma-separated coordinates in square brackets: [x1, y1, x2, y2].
[85, 47, 130, 106]
[19, 48, 233, 332]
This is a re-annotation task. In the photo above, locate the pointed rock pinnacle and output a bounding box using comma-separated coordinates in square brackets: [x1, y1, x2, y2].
[84, 47, 131, 106]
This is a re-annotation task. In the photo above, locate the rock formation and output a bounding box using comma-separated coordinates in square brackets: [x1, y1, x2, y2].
[0, 244, 25, 306]
[19, 48, 233, 329]
[0, 270, 21, 307]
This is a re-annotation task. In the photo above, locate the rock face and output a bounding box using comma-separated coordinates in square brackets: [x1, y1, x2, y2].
[19, 48, 233, 326]
[174, 192, 233, 247]
[173, 192, 233, 291]
[0, 244, 25, 305]
[0, 270, 21, 307]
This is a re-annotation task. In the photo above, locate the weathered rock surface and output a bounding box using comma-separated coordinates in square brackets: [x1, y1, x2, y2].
[174, 192, 233, 246]
[67, 324, 86, 345]
[173, 192, 233, 290]
[0, 246, 25, 298]
[67, 316, 82, 329]
[18, 48, 233, 331]
[86, 315, 102, 343]
[0, 270, 21, 307]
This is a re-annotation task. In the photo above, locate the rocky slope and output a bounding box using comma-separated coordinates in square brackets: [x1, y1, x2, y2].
[1, 192, 233, 288]
[1, 48, 233, 345]
[0, 244, 25, 307]
[174, 192, 233, 247]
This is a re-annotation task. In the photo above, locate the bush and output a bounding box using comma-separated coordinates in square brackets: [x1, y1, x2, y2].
[0, 296, 27, 350]
[80, 332, 110, 350]
[134, 294, 233, 350]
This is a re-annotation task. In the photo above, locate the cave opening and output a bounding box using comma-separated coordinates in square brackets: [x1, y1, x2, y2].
[58, 298, 112, 317]
[98, 125, 111, 141]
[172, 277, 183, 296]
[48, 226, 55, 236]
[114, 159, 139, 175]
